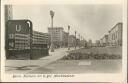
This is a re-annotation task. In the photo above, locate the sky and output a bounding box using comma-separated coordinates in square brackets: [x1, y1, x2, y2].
[12, 4, 122, 42]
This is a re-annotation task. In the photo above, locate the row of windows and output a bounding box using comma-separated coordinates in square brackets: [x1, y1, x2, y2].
[33, 34, 46, 37]
[109, 31, 118, 40]
[9, 47, 30, 50]
[15, 42, 30, 45]
[14, 46, 30, 49]
[33, 42, 47, 44]
[48, 29, 62, 32]
[10, 39, 48, 45]
[10, 35, 50, 43]
[15, 34, 30, 37]
[15, 38, 30, 41]
[15, 37, 29, 40]
[52, 31, 60, 34]
[15, 41, 29, 44]
[15, 44, 30, 47]
[8, 34, 30, 39]
[33, 32, 50, 37]
[9, 41, 49, 49]
[32, 36, 48, 40]
[33, 40, 45, 43]
[52, 36, 60, 38]
[8, 42, 30, 48]
[9, 33, 50, 39]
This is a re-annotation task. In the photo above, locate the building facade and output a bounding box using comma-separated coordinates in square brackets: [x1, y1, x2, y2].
[68, 35, 76, 47]
[48, 27, 68, 48]
[108, 22, 123, 46]
[33, 31, 51, 45]
[100, 35, 108, 46]
[62, 31, 68, 47]
[95, 40, 100, 47]
[87, 39, 92, 47]
[80, 39, 86, 47]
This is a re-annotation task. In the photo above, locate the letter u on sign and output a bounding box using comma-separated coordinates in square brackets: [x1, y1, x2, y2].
[16, 25, 21, 32]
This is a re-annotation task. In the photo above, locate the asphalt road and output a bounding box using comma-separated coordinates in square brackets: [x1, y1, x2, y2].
[5, 48, 74, 73]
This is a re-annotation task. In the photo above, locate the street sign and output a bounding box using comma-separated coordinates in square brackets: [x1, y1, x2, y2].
[7, 20, 31, 34]
[6, 20, 32, 50]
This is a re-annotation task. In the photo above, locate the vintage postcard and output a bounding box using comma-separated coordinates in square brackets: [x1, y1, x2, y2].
[1, 0, 127, 82]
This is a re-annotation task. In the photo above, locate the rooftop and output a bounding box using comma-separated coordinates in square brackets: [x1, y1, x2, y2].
[48, 27, 64, 30]
[109, 22, 123, 33]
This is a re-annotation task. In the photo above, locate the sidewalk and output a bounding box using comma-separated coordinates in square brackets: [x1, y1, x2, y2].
[5, 47, 75, 73]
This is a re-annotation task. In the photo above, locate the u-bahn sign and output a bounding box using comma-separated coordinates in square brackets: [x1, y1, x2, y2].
[7, 20, 32, 34]
[6, 20, 33, 50]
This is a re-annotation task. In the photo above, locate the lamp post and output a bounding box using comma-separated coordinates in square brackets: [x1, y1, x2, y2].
[75, 31, 77, 49]
[68, 25, 70, 50]
[81, 36, 83, 48]
[79, 34, 80, 48]
[50, 10, 54, 52]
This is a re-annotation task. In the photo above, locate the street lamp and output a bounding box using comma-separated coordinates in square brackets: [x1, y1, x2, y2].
[75, 31, 77, 49]
[50, 10, 55, 52]
[68, 25, 70, 50]
[79, 34, 80, 48]
[81, 36, 83, 48]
